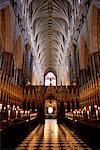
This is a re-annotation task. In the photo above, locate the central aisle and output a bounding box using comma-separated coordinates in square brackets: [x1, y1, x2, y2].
[17, 119, 91, 150]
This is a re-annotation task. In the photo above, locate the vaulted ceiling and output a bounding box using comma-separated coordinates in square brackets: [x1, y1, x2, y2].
[28, 0, 73, 78]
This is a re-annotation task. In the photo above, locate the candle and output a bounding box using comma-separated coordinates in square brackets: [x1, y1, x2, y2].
[96, 110, 99, 120]
[13, 105, 15, 111]
[0, 103, 2, 112]
[89, 106, 91, 112]
[94, 105, 97, 109]
[87, 110, 90, 119]
[84, 107, 86, 111]
[17, 106, 19, 109]
[7, 104, 10, 109]
[8, 110, 10, 117]
[16, 110, 18, 118]
[25, 110, 27, 114]
[4, 107, 6, 111]
[81, 110, 83, 117]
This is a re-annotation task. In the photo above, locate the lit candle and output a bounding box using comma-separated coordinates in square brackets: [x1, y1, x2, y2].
[28, 110, 30, 117]
[84, 107, 86, 111]
[16, 110, 18, 118]
[17, 106, 19, 109]
[4, 107, 6, 111]
[81, 110, 83, 117]
[94, 105, 97, 109]
[13, 105, 15, 111]
[7, 104, 10, 109]
[96, 109, 99, 120]
[89, 106, 91, 112]
[25, 110, 27, 114]
[35, 109, 37, 112]
[87, 110, 90, 119]
[73, 111, 76, 115]
[20, 110, 24, 117]
[8, 110, 11, 117]
[0, 103, 2, 112]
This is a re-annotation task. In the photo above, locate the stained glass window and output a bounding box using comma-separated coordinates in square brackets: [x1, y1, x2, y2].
[45, 72, 56, 86]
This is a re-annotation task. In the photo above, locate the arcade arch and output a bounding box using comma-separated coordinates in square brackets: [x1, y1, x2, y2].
[0, 5, 13, 53]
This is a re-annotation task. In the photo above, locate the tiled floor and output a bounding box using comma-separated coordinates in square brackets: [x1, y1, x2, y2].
[16, 119, 92, 150]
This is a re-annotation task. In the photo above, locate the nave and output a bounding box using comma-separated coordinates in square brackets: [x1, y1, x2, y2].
[17, 119, 91, 150]
[0, 0, 100, 149]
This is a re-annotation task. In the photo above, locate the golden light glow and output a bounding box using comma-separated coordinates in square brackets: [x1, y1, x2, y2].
[44, 119, 58, 139]
[48, 106, 53, 114]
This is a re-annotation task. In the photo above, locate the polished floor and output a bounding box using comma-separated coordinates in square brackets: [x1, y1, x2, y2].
[16, 119, 92, 150]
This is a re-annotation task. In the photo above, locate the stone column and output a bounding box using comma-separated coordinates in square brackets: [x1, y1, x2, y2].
[17, 69, 22, 85]
[93, 52, 100, 77]
[10, 57, 14, 78]
[89, 55, 93, 79]
[91, 53, 96, 77]
[89, 52, 100, 79]
[79, 70, 83, 85]
[23, 44, 31, 83]
[82, 69, 85, 84]
[2, 51, 13, 77]
[80, 69, 85, 85]
[0, 51, 3, 70]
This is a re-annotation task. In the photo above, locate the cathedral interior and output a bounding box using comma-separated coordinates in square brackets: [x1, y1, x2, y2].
[0, 0, 100, 150]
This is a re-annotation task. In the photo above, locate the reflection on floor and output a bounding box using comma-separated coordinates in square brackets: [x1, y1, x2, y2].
[16, 119, 92, 150]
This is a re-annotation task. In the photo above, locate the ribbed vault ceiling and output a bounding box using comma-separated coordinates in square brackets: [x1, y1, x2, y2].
[28, 0, 72, 76]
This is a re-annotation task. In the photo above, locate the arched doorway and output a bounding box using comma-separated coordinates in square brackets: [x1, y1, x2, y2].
[45, 100, 57, 118]
[45, 84, 57, 118]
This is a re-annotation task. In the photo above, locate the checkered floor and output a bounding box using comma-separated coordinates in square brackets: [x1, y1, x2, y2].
[16, 119, 92, 150]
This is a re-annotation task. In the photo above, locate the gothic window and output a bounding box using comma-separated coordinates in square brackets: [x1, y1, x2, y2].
[45, 72, 56, 86]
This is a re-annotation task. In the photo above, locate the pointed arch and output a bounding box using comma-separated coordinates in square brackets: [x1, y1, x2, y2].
[89, 5, 100, 53]
[79, 36, 89, 70]
[14, 35, 23, 69]
[0, 5, 13, 53]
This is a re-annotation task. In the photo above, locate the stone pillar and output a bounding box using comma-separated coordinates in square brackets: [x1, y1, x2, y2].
[80, 68, 88, 85]
[30, 54, 33, 83]
[93, 52, 100, 77]
[17, 69, 22, 85]
[83, 69, 86, 84]
[10, 57, 14, 78]
[2, 51, 13, 77]
[0, 91, 3, 104]
[79, 70, 83, 85]
[0, 51, 3, 70]
[89, 55, 93, 79]
[0, 71, 2, 103]
[23, 44, 32, 84]
[89, 52, 100, 79]
[91, 53, 96, 77]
